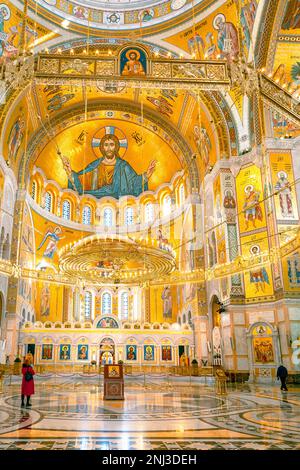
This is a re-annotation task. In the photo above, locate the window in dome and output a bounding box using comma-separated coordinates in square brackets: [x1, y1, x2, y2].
[163, 194, 172, 216]
[120, 291, 129, 320]
[45, 191, 53, 212]
[82, 205, 92, 225]
[102, 291, 112, 315]
[62, 200, 71, 220]
[125, 207, 134, 226]
[145, 202, 154, 224]
[84, 291, 93, 320]
[31, 181, 37, 201]
[103, 207, 113, 227]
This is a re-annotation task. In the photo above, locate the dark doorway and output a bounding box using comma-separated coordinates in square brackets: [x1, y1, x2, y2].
[27, 344, 35, 358]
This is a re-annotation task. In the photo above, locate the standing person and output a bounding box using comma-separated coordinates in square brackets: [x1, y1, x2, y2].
[21, 358, 35, 407]
[277, 364, 288, 391]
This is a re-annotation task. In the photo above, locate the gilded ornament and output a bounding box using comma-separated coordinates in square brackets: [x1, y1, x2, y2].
[206, 64, 226, 80]
[39, 58, 60, 74]
[172, 63, 206, 79]
[151, 62, 172, 79]
[96, 60, 115, 76]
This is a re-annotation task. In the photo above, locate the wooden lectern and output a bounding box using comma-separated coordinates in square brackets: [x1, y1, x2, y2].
[103, 364, 124, 400]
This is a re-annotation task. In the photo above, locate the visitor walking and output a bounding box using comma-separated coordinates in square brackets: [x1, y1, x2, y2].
[277, 364, 288, 391]
[21, 358, 35, 407]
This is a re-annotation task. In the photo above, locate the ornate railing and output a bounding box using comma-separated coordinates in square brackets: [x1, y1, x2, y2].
[260, 73, 300, 125]
[34, 54, 229, 90]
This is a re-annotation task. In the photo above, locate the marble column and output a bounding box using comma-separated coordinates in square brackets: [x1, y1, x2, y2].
[193, 315, 209, 365]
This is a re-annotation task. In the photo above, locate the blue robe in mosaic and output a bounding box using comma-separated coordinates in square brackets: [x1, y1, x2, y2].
[68, 157, 147, 199]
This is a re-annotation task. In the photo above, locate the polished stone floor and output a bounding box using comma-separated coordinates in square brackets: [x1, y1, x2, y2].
[0, 375, 299, 450]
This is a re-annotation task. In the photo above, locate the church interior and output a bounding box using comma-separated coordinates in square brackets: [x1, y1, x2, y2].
[0, 0, 300, 451]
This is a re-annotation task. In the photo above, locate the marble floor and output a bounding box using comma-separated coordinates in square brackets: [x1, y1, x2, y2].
[0, 375, 299, 450]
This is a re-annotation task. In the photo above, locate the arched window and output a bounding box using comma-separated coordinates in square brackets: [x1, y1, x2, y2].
[102, 292, 112, 315]
[125, 207, 134, 226]
[44, 191, 52, 212]
[179, 184, 185, 206]
[183, 313, 186, 324]
[84, 291, 93, 320]
[120, 291, 129, 320]
[162, 194, 172, 217]
[145, 202, 154, 224]
[31, 181, 37, 201]
[103, 207, 113, 227]
[82, 205, 92, 225]
[62, 200, 71, 220]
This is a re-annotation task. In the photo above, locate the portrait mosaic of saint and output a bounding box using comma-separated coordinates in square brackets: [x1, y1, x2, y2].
[120, 48, 147, 77]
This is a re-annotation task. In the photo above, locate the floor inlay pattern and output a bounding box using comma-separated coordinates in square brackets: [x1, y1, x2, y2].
[0, 377, 299, 450]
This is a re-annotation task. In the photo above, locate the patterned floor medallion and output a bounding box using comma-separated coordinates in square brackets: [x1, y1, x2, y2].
[0, 376, 299, 450]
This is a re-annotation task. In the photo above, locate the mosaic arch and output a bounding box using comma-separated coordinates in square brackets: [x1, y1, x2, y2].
[33, 120, 184, 198]
[1, 87, 237, 195]
[15, 99, 201, 191]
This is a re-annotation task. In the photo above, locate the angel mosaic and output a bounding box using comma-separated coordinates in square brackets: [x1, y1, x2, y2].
[37, 226, 63, 268]
[7, 116, 25, 161]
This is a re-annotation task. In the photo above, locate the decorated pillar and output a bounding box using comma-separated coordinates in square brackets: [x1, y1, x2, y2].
[62, 286, 73, 323]
[193, 315, 209, 365]
[56, 195, 61, 217]
[143, 285, 150, 323]
[221, 168, 244, 298]
[75, 203, 80, 223]
[73, 286, 80, 322]
[112, 288, 118, 318]
[128, 289, 133, 322]
[235, 160, 274, 302]
[5, 189, 26, 360]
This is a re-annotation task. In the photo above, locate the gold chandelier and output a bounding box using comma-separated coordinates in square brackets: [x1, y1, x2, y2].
[58, 234, 176, 285]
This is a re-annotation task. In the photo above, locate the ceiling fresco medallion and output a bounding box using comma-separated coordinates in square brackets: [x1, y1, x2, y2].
[32, 0, 198, 31]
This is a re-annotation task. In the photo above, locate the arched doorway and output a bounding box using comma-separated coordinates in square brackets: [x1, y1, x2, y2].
[99, 337, 115, 365]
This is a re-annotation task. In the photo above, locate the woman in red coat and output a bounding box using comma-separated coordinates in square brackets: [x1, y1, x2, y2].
[21, 358, 35, 407]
